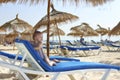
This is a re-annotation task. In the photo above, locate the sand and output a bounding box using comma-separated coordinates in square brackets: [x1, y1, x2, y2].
[0, 45, 120, 80]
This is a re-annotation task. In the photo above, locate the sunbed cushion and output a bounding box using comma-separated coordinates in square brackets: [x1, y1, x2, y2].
[52, 61, 120, 72]
[50, 56, 80, 61]
[60, 45, 100, 51]
[0, 51, 79, 62]
[0, 51, 23, 60]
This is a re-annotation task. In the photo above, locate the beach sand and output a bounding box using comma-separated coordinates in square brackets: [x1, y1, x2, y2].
[0, 45, 120, 80]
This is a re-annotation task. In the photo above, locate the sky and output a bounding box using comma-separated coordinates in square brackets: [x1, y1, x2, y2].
[0, 0, 120, 41]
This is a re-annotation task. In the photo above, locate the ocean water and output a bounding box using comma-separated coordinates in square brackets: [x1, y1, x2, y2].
[43, 35, 120, 43]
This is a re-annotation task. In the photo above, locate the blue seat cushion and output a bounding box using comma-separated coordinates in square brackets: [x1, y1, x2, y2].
[60, 45, 100, 51]
[50, 56, 80, 61]
[52, 61, 120, 72]
[0, 51, 23, 60]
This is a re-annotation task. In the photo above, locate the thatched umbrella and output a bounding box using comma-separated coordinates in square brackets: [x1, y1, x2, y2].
[95, 24, 108, 40]
[21, 28, 33, 41]
[43, 27, 65, 36]
[34, 3, 79, 56]
[67, 31, 83, 41]
[95, 24, 108, 35]
[0, 28, 6, 44]
[0, 0, 111, 6]
[0, 14, 33, 33]
[67, 29, 83, 37]
[49, 31, 65, 36]
[0, 28, 6, 32]
[5, 30, 20, 42]
[42, 27, 65, 45]
[5, 30, 20, 50]
[0, 27, 6, 44]
[71, 23, 98, 37]
[108, 22, 120, 36]
[34, 4, 78, 29]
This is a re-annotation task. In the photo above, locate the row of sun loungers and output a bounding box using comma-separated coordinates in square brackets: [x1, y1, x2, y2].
[47, 40, 101, 56]
[101, 40, 120, 52]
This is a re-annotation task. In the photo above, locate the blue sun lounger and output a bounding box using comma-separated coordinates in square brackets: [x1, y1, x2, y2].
[60, 45, 101, 56]
[0, 51, 23, 60]
[0, 51, 79, 63]
[0, 39, 120, 80]
[66, 40, 76, 46]
[103, 41, 120, 51]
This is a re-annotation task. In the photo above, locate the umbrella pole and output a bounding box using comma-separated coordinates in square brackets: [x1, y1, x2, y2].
[46, 0, 51, 57]
[100, 34, 102, 40]
[54, 21, 61, 46]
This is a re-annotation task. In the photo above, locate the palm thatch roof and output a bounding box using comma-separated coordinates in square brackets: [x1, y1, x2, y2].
[5, 30, 20, 38]
[21, 28, 33, 35]
[0, 0, 112, 6]
[34, 3, 79, 30]
[67, 31, 83, 37]
[70, 23, 98, 37]
[0, 0, 15, 3]
[42, 27, 65, 36]
[108, 22, 120, 36]
[20, 29, 33, 41]
[0, 14, 33, 33]
[95, 24, 108, 36]
[0, 28, 6, 32]
[42, 27, 65, 45]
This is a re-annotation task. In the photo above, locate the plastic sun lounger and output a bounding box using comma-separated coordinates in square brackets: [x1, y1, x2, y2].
[0, 51, 80, 64]
[78, 40, 97, 47]
[103, 42, 120, 51]
[0, 51, 23, 60]
[66, 40, 76, 46]
[60, 45, 101, 56]
[0, 39, 120, 80]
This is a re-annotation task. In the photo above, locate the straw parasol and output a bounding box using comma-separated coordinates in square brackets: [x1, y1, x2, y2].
[67, 30, 83, 41]
[0, 0, 112, 6]
[67, 30, 83, 36]
[34, 4, 79, 29]
[0, 28, 6, 32]
[0, 27, 6, 44]
[70, 23, 98, 37]
[95, 24, 108, 35]
[21, 28, 33, 41]
[42, 27, 65, 36]
[34, 3, 79, 56]
[0, 14, 33, 33]
[5, 30, 20, 50]
[95, 24, 108, 40]
[108, 22, 120, 36]
[42, 26, 65, 45]
[49, 31, 65, 36]
[5, 30, 20, 40]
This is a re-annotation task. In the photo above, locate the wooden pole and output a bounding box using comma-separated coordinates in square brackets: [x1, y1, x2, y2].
[46, 0, 51, 57]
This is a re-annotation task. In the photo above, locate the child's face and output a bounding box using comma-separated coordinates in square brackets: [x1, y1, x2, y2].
[36, 33, 43, 42]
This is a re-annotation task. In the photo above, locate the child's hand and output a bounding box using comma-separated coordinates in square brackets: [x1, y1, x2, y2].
[49, 61, 56, 66]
